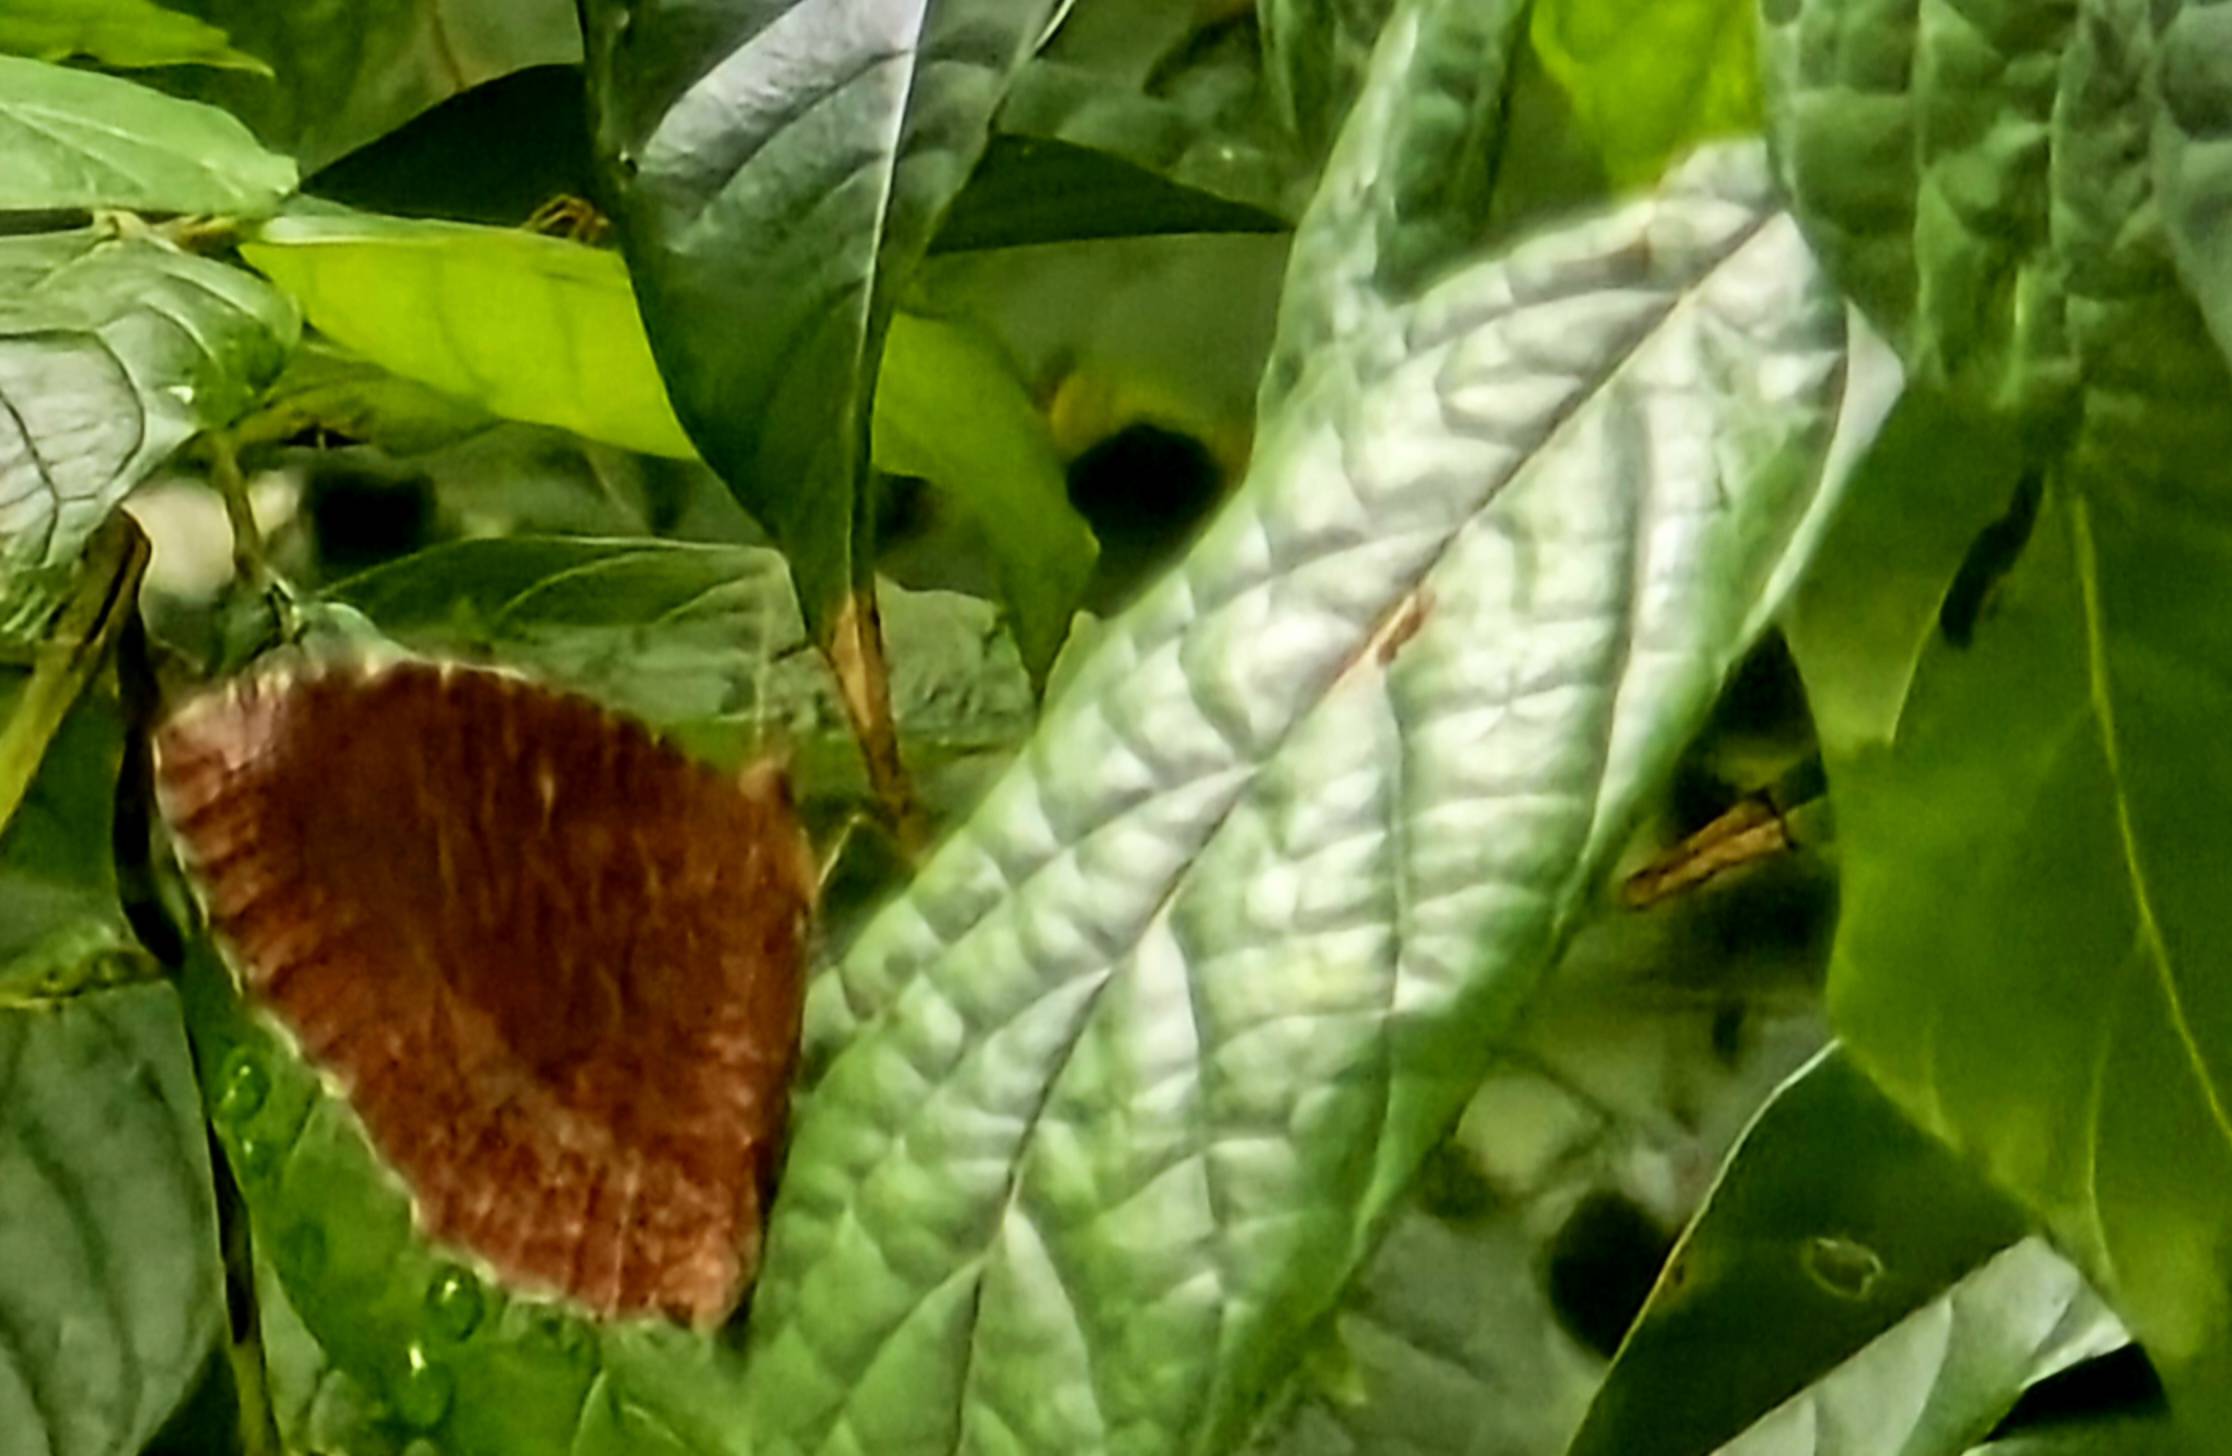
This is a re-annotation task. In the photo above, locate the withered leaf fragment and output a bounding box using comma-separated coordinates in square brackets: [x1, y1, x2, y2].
[156, 660, 815, 1328]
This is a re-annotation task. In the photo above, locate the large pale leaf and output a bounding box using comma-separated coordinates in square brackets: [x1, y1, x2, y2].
[934, 135, 1291, 253]
[0, 0, 267, 72]
[0, 232, 297, 638]
[578, 0, 1063, 637]
[149, 0, 580, 172]
[734, 1, 1875, 1442]
[0, 56, 294, 214]
[1573, 1049, 2124, 1456]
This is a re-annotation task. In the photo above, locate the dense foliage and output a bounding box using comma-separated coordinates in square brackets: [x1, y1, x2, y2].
[1, 1, 2228, 1454]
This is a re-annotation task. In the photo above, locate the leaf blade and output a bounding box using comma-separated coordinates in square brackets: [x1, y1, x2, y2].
[579, 0, 1064, 635]
[0, 56, 295, 214]
[743, 131, 1862, 1455]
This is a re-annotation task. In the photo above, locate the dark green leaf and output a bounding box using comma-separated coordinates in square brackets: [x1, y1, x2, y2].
[0, 0, 267, 73]
[0, 56, 295, 214]
[934, 134, 1289, 252]
[149, 0, 580, 172]
[579, 0, 1064, 636]
[0, 232, 297, 638]
[1574, 1049, 2122, 1456]
[734, 0, 1870, 1436]
[997, 59, 1309, 225]
[0, 984, 222, 1456]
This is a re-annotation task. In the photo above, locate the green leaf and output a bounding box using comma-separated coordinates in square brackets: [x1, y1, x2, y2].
[1760, 0, 2227, 449]
[2149, 2, 2232, 382]
[996, 59, 1310, 226]
[239, 211, 698, 460]
[874, 313, 1096, 686]
[0, 654, 216, 1455]
[1825, 464, 2232, 1440]
[324, 535, 1037, 815]
[0, 0, 268, 73]
[0, 516, 144, 849]
[579, 0, 1064, 638]
[1259, 0, 1397, 156]
[179, 938, 725, 1456]
[0, 984, 223, 1456]
[1573, 1048, 2124, 1456]
[1779, 377, 2025, 760]
[933, 134, 1291, 252]
[1530, 0, 1761, 191]
[147, 0, 580, 172]
[0, 232, 297, 638]
[0, 56, 295, 215]
[243, 210, 1096, 673]
[736, 0, 1868, 1431]
[1979, 1415, 2184, 1456]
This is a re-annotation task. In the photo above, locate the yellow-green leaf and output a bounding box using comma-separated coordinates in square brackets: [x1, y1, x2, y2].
[0, 0, 269, 73]
[240, 211, 698, 459]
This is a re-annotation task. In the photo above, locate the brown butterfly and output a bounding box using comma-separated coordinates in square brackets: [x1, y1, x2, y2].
[155, 658, 815, 1329]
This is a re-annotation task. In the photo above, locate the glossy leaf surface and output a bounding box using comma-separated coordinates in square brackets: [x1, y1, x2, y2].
[736, 3, 1873, 1445]
[0, 56, 294, 214]
[0, 232, 296, 637]
[579, 0, 1063, 635]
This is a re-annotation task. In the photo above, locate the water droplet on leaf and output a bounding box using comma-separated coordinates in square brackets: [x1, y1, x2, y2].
[394, 1345, 452, 1429]
[424, 1266, 483, 1341]
[1803, 1234, 1884, 1300]
[216, 1050, 269, 1123]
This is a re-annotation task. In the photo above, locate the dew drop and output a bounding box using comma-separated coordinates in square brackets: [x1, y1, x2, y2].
[235, 1132, 281, 1181]
[394, 1345, 453, 1430]
[525, 1308, 593, 1366]
[215, 1051, 269, 1124]
[1803, 1234, 1884, 1300]
[424, 1266, 483, 1342]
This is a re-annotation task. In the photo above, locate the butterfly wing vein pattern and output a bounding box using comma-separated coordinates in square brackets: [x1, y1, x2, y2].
[155, 661, 815, 1327]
